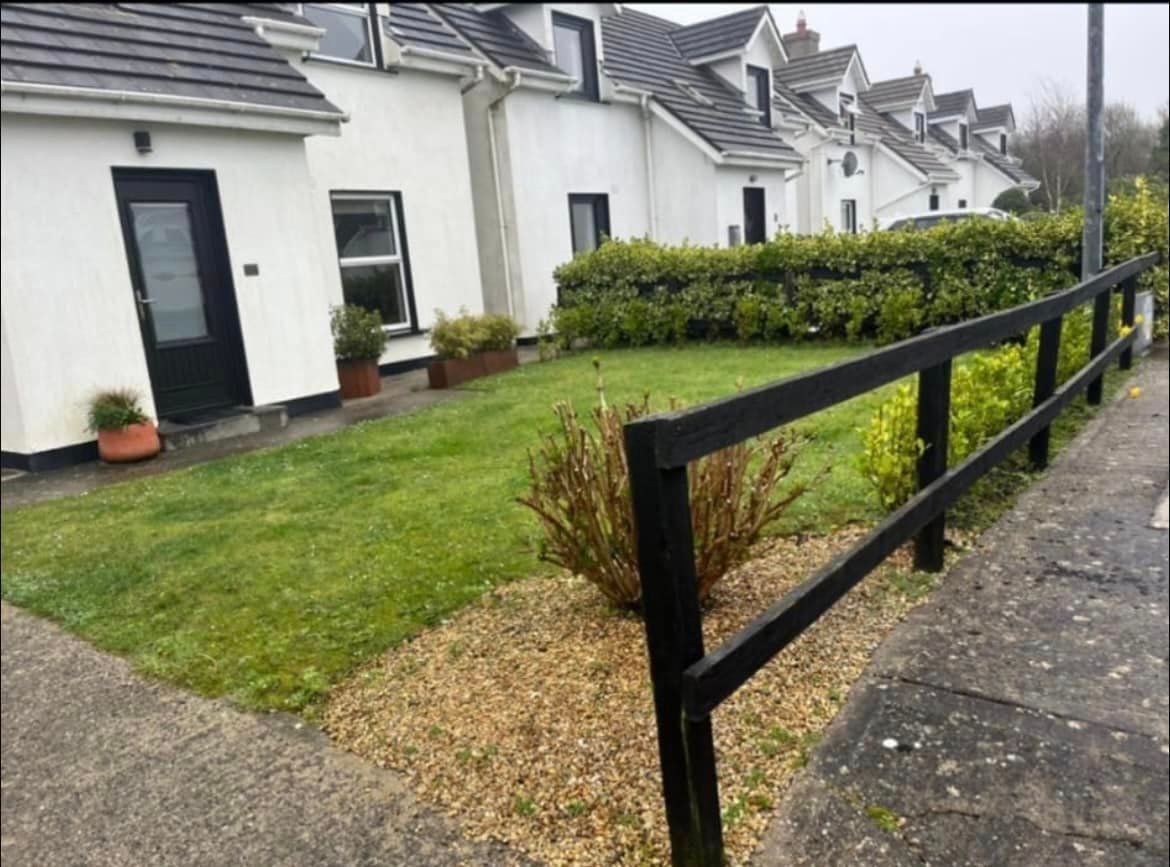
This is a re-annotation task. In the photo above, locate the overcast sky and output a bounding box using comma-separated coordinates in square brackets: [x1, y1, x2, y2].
[628, 3, 1169, 120]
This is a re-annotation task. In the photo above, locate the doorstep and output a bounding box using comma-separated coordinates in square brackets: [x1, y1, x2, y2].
[158, 404, 288, 451]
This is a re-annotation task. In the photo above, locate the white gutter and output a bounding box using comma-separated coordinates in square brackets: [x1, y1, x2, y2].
[400, 43, 486, 71]
[460, 63, 485, 95]
[502, 64, 575, 85]
[0, 80, 350, 124]
[488, 70, 523, 319]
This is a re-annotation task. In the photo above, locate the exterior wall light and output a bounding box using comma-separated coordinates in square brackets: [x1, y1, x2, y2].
[133, 131, 152, 154]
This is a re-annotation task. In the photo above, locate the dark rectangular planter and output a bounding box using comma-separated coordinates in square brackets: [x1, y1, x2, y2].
[337, 359, 382, 399]
[481, 348, 519, 375]
[427, 348, 519, 389]
[427, 354, 487, 389]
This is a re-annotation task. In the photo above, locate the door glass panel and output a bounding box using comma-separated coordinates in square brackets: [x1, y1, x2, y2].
[130, 202, 209, 343]
[333, 198, 396, 259]
[571, 201, 598, 253]
[340, 263, 408, 328]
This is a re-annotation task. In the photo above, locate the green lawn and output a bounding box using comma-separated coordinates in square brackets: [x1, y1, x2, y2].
[1, 344, 887, 713]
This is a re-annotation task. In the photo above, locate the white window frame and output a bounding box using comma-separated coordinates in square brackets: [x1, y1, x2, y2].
[332, 193, 412, 333]
[301, 3, 377, 68]
[840, 198, 857, 234]
[958, 121, 969, 151]
[914, 111, 926, 143]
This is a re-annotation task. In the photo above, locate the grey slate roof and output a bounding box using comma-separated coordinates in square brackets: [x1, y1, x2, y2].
[428, 3, 559, 74]
[668, 5, 767, 60]
[971, 136, 1037, 186]
[863, 101, 961, 181]
[772, 44, 861, 89]
[929, 88, 974, 119]
[864, 74, 928, 111]
[384, 3, 476, 60]
[0, 3, 343, 115]
[928, 124, 962, 152]
[601, 8, 797, 160]
[974, 103, 1014, 130]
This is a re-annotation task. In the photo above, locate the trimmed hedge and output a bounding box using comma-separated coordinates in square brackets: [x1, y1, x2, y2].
[552, 178, 1168, 346]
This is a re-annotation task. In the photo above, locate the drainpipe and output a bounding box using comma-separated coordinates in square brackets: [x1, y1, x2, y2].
[487, 70, 522, 319]
[640, 94, 658, 238]
[460, 64, 484, 95]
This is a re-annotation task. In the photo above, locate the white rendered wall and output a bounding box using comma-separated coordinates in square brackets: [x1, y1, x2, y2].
[715, 165, 787, 244]
[297, 61, 485, 365]
[651, 116, 717, 245]
[0, 114, 337, 455]
[871, 147, 931, 221]
[500, 88, 650, 331]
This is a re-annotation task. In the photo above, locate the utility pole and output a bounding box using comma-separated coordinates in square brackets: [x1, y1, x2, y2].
[1082, 3, 1105, 281]
[1084, 3, 1108, 404]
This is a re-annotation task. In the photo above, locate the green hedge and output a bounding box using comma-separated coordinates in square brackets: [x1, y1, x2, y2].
[552, 178, 1168, 346]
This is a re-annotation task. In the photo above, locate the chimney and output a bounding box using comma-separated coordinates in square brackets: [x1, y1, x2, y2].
[783, 10, 820, 60]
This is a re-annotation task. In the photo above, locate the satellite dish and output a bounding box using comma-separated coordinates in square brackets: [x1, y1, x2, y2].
[842, 151, 859, 177]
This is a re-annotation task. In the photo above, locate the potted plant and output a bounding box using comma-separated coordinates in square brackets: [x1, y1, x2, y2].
[87, 388, 161, 463]
[332, 304, 390, 399]
[427, 309, 521, 389]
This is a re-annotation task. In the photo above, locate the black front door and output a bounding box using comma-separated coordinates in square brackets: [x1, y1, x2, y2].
[743, 187, 766, 244]
[114, 170, 250, 417]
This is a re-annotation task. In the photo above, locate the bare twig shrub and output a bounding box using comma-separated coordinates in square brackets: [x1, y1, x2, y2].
[519, 364, 821, 608]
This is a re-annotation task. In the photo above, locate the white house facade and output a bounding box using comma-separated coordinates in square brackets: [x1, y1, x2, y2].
[432, 3, 803, 333]
[0, 2, 486, 470]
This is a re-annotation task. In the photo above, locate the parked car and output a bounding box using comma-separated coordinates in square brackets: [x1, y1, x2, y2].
[882, 207, 1017, 231]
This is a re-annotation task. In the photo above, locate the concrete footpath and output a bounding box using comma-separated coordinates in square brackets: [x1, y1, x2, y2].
[0, 602, 527, 867]
[755, 351, 1169, 866]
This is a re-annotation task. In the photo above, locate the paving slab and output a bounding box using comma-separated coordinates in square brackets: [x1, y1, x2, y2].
[755, 349, 1169, 866]
[0, 602, 528, 867]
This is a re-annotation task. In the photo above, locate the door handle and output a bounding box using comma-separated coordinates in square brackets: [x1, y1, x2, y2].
[135, 290, 155, 321]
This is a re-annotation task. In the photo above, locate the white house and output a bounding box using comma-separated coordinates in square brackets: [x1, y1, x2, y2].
[0, 2, 485, 471]
[430, 3, 803, 333]
[926, 88, 1038, 210]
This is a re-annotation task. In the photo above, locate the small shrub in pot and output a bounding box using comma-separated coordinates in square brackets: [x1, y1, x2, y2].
[331, 304, 389, 399]
[428, 309, 522, 388]
[87, 388, 160, 463]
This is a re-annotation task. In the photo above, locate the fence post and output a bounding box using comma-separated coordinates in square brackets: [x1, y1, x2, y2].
[1086, 287, 1111, 405]
[625, 421, 724, 867]
[1029, 315, 1064, 469]
[914, 358, 952, 572]
[1120, 276, 1137, 370]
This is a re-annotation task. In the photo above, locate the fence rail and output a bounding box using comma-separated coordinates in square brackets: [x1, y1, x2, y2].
[623, 251, 1159, 867]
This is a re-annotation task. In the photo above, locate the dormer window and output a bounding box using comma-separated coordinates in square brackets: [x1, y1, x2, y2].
[838, 92, 855, 124]
[745, 65, 771, 127]
[914, 111, 926, 143]
[302, 3, 375, 66]
[552, 11, 598, 101]
[959, 122, 969, 151]
[999, 132, 1008, 155]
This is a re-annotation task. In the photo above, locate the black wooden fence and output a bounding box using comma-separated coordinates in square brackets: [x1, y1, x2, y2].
[623, 251, 1159, 867]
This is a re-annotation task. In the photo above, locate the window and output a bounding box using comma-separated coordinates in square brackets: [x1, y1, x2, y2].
[999, 132, 1008, 155]
[840, 199, 857, 234]
[838, 92, 854, 124]
[928, 191, 940, 211]
[847, 112, 856, 146]
[958, 198, 968, 209]
[959, 122, 969, 150]
[331, 193, 412, 331]
[303, 4, 375, 66]
[745, 65, 771, 127]
[552, 12, 598, 101]
[568, 194, 610, 254]
[914, 111, 926, 143]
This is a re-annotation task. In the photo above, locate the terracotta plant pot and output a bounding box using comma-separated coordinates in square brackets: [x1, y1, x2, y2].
[427, 354, 488, 389]
[337, 358, 382, 399]
[480, 348, 519, 375]
[97, 422, 161, 463]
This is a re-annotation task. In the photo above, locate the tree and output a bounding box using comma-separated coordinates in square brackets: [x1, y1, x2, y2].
[1103, 101, 1157, 180]
[992, 187, 1032, 214]
[1150, 102, 1169, 182]
[1017, 79, 1084, 212]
